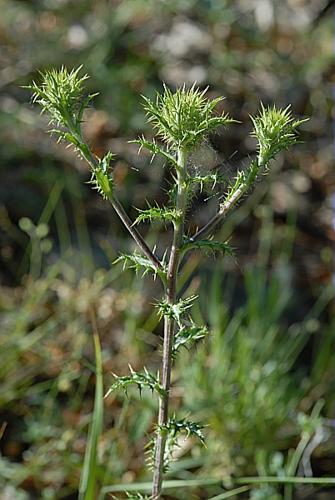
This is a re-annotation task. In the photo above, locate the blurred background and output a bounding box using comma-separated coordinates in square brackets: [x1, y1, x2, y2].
[0, 0, 334, 499]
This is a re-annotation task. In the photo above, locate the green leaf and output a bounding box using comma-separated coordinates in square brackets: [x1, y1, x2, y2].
[226, 169, 247, 197]
[89, 151, 115, 199]
[134, 205, 181, 225]
[153, 417, 205, 471]
[90, 169, 113, 199]
[159, 416, 205, 443]
[79, 333, 103, 500]
[131, 136, 179, 168]
[105, 366, 166, 398]
[187, 172, 223, 192]
[114, 251, 167, 281]
[220, 161, 259, 209]
[173, 323, 209, 355]
[182, 238, 234, 256]
[156, 295, 197, 325]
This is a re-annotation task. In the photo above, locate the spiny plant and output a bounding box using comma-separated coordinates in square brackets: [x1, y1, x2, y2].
[29, 67, 307, 499]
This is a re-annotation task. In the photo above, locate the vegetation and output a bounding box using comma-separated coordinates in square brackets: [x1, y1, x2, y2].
[0, 1, 334, 499]
[29, 66, 306, 498]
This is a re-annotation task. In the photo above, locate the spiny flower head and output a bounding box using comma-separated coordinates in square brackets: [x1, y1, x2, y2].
[251, 104, 308, 166]
[30, 66, 92, 128]
[142, 84, 236, 151]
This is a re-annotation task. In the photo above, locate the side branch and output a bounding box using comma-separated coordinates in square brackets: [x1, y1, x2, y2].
[79, 142, 163, 273]
[190, 162, 259, 242]
[111, 197, 163, 271]
[190, 184, 245, 242]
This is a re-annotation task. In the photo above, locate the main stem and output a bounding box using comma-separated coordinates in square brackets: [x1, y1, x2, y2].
[152, 149, 188, 499]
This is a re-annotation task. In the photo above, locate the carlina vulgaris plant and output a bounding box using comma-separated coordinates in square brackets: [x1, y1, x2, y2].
[28, 67, 307, 499]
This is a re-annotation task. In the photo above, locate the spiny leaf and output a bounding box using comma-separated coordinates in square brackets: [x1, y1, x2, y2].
[187, 172, 223, 192]
[156, 295, 197, 325]
[134, 205, 181, 226]
[159, 417, 205, 443]
[89, 151, 114, 199]
[131, 136, 178, 168]
[151, 416, 205, 471]
[221, 160, 259, 208]
[173, 323, 209, 355]
[114, 251, 167, 281]
[144, 435, 157, 472]
[182, 238, 234, 256]
[48, 128, 80, 147]
[111, 493, 152, 500]
[251, 104, 308, 166]
[105, 366, 166, 398]
[226, 169, 247, 197]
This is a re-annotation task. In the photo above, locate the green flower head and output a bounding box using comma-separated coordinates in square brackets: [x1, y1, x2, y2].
[251, 103, 308, 166]
[142, 84, 236, 151]
[29, 65, 94, 129]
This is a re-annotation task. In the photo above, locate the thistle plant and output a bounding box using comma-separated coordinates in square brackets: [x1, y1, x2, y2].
[29, 67, 306, 499]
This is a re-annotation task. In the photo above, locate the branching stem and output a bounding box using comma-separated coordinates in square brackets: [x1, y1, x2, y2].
[152, 149, 188, 499]
[110, 196, 163, 272]
[191, 162, 259, 242]
[190, 183, 247, 242]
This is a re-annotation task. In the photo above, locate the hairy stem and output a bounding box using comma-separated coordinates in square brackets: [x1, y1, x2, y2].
[190, 184, 245, 242]
[152, 149, 188, 499]
[191, 162, 259, 242]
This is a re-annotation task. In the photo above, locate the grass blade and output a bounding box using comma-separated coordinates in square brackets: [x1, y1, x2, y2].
[100, 478, 220, 495]
[79, 326, 103, 500]
[100, 476, 335, 497]
[235, 476, 335, 485]
[208, 486, 251, 499]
